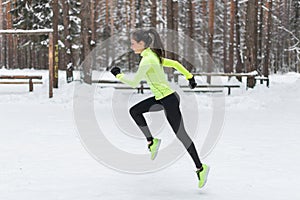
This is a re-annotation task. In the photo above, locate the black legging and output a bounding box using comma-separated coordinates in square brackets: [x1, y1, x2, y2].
[129, 92, 202, 169]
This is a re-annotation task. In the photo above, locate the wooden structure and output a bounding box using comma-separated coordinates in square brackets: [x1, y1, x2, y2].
[0, 75, 43, 92]
[93, 80, 240, 95]
[0, 29, 54, 98]
[92, 80, 149, 94]
[180, 85, 240, 95]
[174, 71, 269, 89]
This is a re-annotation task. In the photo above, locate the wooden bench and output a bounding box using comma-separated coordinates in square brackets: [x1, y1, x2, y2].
[174, 71, 269, 90]
[255, 76, 270, 87]
[0, 75, 43, 92]
[174, 72, 257, 84]
[180, 85, 240, 95]
[92, 80, 149, 94]
[93, 80, 239, 95]
[181, 89, 224, 94]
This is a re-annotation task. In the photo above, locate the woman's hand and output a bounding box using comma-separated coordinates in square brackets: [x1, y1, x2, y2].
[188, 76, 197, 89]
[110, 67, 121, 77]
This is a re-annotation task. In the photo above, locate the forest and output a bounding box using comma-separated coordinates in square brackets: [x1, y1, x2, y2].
[0, 0, 299, 83]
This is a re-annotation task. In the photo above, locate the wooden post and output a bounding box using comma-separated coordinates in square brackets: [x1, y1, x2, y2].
[54, 44, 59, 86]
[140, 81, 144, 94]
[29, 78, 33, 92]
[52, 0, 59, 88]
[49, 32, 54, 98]
[174, 73, 179, 83]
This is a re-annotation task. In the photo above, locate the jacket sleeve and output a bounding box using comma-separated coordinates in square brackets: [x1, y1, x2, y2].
[116, 58, 151, 88]
[162, 58, 193, 80]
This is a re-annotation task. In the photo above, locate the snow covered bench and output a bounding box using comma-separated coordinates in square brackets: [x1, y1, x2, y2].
[92, 80, 149, 94]
[93, 80, 239, 95]
[180, 85, 240, 95]
[0, 75, 43, 92]
[255, 76, 269, 87]
[174, 72, 258, 85]
[173, 71, 270, 94]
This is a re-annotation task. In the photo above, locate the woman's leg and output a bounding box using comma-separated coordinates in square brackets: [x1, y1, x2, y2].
[160, 93, 203, 169]
[129, 96, 163, 142]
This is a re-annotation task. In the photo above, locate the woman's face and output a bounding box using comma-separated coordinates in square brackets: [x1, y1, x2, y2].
[130, 38, 145, 54]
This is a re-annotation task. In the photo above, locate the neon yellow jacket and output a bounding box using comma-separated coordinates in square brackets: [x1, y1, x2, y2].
[116, 48, 193, 100]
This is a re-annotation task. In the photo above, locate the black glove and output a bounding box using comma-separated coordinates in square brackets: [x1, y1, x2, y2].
[188, 76, 197, 89]
[110, 67, 121, 76]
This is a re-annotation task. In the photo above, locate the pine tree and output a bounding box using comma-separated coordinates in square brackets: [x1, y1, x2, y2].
[10, 0, 52, 69]
[12, 0, 52, 30]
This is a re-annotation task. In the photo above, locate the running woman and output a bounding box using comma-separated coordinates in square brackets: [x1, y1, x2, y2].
[110, 28, 209, 188]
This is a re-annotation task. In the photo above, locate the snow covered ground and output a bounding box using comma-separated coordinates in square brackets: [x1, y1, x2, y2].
[0, 68, 300, 200]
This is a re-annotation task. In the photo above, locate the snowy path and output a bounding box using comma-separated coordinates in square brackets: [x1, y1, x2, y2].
[0, 71, 300, 200]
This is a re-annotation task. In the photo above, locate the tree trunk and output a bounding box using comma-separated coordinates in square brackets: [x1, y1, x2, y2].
[228, 0, 234, 73]
[235, 0, 243, 80]
[245, 0, 258, 88]
[110, 0, 115, 36]
[207, 0, 215, 83]
[293, 0, 300, 72]
[208, 0, 215, 57]
[6, 1, 13, 69]
[201, 0, 207, 49]
[94, 0, 101, 41]
[162, 0, 167, 29]
[0, 0, 3, 68]
[32, 44, 36, 68]
[80, 0, 92, 84]
[53, 0, 59, 87]
[126, 0, 135, 71]
[274, 0, 282, 74]
[63, 0, 73, 83]
[130, 0, 136, 29]
[173, 1, 179, 61]
[257, 0, 264, 73]
[263, 0, 272, 77]
[223, 0, 228, 73]
[90, 0, 96, 46]
[151, 0, 157, 27]
[283, 0, 290, 70]
[105, 0, 109, 24]
[136, 0, 144, 28]
[166, 0, 174, 80]
[125, 0, 133, 71]
[104, 0, 110, 70]
[183, 0, 195, 71]
[109, 0, 115, 67]
[166, 0, 174, 59]
[200, 0, 208, 72]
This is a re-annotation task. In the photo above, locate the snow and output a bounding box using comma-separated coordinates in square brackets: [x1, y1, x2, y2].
[58, 40, 65, 48]
[90, 40, 96, 46]
[1, 68, 300, 200]
[72, 44, 80, 49]
[0, 29, 53, 34]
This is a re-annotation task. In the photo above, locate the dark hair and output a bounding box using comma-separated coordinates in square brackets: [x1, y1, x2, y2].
[131, 28, 165, 63]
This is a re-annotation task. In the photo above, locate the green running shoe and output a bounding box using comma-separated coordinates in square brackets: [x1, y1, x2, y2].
[148, 138, 161, 160]
[196, 164, 210, 188]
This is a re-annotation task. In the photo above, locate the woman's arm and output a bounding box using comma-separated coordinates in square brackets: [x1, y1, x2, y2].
[162, 58, 193, 80]
[116, 58, 151, 88]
